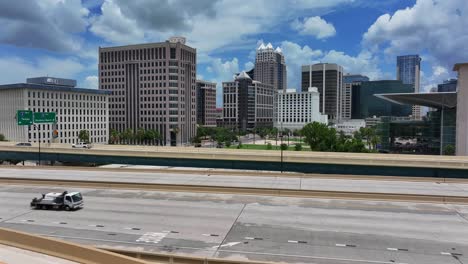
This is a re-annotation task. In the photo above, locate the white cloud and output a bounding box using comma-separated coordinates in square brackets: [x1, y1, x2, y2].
[89, 0, 145, 44]
[363, 0, 468, 68]
[244, 61, 254, 71]
[321, 50, 382, 80]
[291, 16, 336, 39]
[83, 75, 99, 89]
[0, 0, 89, 52]
[279, 41, 323, 89]
[206, 57, 239, 107]
[90, 0, 355, 58]
[0, 56, 86, 84]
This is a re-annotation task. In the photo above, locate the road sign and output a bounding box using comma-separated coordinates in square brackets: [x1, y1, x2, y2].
[17, 110, 33, 126]
[34, 112, 56, 123]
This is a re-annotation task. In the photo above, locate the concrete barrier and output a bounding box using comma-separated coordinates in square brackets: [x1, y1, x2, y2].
[0, 227, 148, 264]
[102, 247, 277, 264]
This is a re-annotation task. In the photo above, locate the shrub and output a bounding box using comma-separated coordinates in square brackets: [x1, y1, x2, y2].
[294, 143, 302, 151]
[266, 143, 272, 150]
[280, 143, 288, 151]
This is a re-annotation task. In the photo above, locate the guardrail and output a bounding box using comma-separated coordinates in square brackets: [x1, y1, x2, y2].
[1, 177, 468, 204]
[0, 227, 148, 264]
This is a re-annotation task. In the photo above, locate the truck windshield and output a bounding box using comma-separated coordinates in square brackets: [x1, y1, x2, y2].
[71, 193, 82, 202]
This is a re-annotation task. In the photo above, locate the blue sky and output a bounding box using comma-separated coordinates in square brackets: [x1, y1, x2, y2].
[1, 0, 467, 106]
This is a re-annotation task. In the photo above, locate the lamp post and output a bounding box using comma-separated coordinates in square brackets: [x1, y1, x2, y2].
[280, 112, 284, 173]
[34, 124, 41, 165]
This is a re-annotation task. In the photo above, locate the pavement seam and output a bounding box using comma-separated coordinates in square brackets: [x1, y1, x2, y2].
[213, 203, 246, 257]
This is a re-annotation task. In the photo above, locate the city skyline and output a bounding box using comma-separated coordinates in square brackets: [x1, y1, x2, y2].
[0, 0, 467, 108]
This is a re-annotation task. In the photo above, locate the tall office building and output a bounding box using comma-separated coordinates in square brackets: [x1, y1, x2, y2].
[99, 37, 197, 146]
[397, 55, 422, 119]
[351, 80, 413, 119]
[301, 63, 344, 121]
[438, 79, 457, 92]
[0, 77, 109, 144]
[196, 80, 217, 127]
[222, 71, 274, 130]
[255, 43, 287, 91]
[341, 74, 369, 121]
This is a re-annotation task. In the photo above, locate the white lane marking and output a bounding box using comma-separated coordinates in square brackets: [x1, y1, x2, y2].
[336, 244, 347, 247]
[288, 240, 298, 243]
[387, 248, 399, 251]
[212, 242, 241, 249]
[218, 249, 407, 264]
[441, 252, 452, 255]
[136, 232, 167, 244]
[244, 237, 255, 240]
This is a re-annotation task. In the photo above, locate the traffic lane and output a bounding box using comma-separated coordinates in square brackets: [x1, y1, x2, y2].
[1, 185, 468, 263]
[216, 222, 466, 264]
[2, 167, 468, 197]
[1, 187, 244, 249]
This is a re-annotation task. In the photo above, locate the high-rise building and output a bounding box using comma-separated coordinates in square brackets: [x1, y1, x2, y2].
[351, 80, 413, 119]
[273, 87, 327, 131]
[301, 63, 344, 121]
[438, 79, 457, 92]
[196, 80, 217, 127]
[397, 55, 422, 119]
[222, 71, 274, 130]
[341, 74, 370, 121]
[0, 77, 110, 144]
[255, 43, 287, 91]
[99, 37, 197, 146]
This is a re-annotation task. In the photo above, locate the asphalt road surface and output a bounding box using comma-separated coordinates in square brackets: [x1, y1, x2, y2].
[1, 184, 467, 264]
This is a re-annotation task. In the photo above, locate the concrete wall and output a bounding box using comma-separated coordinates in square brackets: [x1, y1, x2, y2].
[0, 89, 27, 142]
[456, 64, 468, 155]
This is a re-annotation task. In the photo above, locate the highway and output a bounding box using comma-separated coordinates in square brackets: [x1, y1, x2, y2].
[2, 167, 468, 197]
[1, 177, 468, 263]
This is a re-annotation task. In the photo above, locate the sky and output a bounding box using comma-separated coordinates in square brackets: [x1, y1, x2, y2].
[0, 0, 467, 107]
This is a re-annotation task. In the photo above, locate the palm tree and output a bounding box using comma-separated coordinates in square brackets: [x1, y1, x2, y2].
[136, 128, 146, 145]
[121, 128, 134, 144]
[109, 129, 120, 144]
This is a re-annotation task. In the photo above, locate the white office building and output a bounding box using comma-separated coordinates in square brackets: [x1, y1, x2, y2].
[0, 77, 110, 144]
[273, 87, 327, 131]
[333, 119, 366, 136]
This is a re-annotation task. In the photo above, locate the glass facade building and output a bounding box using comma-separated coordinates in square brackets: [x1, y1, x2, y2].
[377, 109, 456, 155]
[438, 79, 457, 92]
[351, 80, 413, 119]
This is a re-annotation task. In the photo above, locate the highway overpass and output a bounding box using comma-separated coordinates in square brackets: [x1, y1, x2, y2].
[1, 142, 468, 177]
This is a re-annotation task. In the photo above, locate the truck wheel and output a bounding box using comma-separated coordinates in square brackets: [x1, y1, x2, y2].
[42, 205, 47, 210]
[64, 206, 71, 211]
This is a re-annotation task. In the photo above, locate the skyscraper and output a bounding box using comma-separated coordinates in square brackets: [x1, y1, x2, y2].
[301, 63, 344, 121]
[397, 55, 421, 119]
[255, 43, 287, 91]
[341, 74, 369, 120]
[99, 37, 197, 146]
[196, 80, 217, 127]
[222, 72, 274, 130]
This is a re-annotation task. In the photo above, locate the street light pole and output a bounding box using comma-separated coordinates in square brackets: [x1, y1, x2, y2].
[280, 111, 284, 173]
[35, 124, 41, 165]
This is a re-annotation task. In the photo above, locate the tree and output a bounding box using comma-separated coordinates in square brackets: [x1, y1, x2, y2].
[78, 130, 90, 143]
[0, 133, 6, 142]
[145, 129, 160, 145]
[302, 122, 332, 151]
[136, 128, 146, 145]
[444, 145, 455, 155]
[121, 128, 134, 144]
[109, 129, 120, 144]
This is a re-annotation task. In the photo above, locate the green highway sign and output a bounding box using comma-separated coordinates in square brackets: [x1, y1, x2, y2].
[33, 112, 56, 123]
[17, 110, 33, 126]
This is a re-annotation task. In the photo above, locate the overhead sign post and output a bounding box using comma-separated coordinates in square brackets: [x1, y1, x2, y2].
[33, 112, 56, 123]
[31, 112, 56, 166]
[17, 110, 33, 126]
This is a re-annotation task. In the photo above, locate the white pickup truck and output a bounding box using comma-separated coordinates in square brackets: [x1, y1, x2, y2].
[30, 191, 84, 211]
[72, 142, 92, 149]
